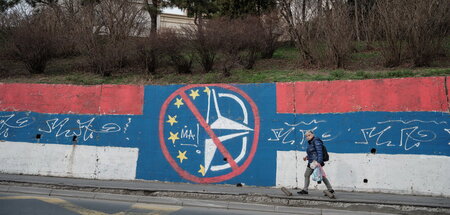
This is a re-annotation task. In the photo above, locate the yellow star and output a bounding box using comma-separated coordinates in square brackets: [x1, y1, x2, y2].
[166, 115, 178, 126]
[189, 89, 200, 100]
[203, 87, 211, 95]
[177, 150, 188, 163]
[174, 98, 184, 108]
[168, 132, 179, 144]
[198, 164, 206, 176]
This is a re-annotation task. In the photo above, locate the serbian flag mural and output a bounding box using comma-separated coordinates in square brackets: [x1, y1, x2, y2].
[0, 84, 144, 179]
[1, 77, 449, 196]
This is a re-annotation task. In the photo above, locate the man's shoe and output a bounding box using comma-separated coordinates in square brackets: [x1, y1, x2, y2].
[297, 190, 308, 195]
[324, 189, 335, 196]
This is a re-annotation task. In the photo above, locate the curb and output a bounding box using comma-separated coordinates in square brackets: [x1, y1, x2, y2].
[1, 181, 449, 215]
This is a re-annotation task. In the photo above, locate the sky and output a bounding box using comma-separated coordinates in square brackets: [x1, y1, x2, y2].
[162, 7, 185, 15]
[10, 2, 185, 16]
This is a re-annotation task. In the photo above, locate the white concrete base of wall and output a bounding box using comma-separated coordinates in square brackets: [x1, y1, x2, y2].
[0, 141, 138, 180]
[276, 151, 450, 197]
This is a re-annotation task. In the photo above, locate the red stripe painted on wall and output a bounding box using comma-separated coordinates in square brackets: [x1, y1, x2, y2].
[99, 85, 144, 115]
[0, 83, 143, 115]
[276, 82, 296, 113]
[277, 77, 448, 114]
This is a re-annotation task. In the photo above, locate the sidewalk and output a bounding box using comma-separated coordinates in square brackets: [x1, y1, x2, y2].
[1, 173, 449, 214]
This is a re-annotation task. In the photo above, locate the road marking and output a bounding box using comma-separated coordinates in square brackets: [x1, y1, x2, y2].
[1, 195, 181, 215]
[132, 203, 182, 211]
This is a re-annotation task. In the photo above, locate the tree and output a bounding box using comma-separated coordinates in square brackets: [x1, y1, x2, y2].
[374, 0, 407, 67]
[403, 0, 448, 66]
[25, 0, 59, 7]
[6, 10, 63, 74]
[0, 0, 20, 13]
[215, 0, 276, 18]
[142, 0, 169, 76]
[260, 11, 282, 59]
[320, 1, 353, 68]
[346, 0, 377, 42]
[143, 0, 165, 34]
[76, 0, 146, 76]
[168, 0, 217, 26]
[168, 0, 218, 73]
[278, 0, 316, 64]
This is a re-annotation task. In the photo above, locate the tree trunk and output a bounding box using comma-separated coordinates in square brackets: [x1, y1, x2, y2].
[150, 0, 158, 34]
[355, 0, 360, 41]
[302, 0, 306, 21]
[318, 0, 323, 16]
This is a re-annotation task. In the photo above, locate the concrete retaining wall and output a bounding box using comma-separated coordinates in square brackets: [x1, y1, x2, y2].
[0, 77, 449, 196]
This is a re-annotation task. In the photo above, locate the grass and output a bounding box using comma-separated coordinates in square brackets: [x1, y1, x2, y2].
[272, 46, 298, 59]
[1, 43, 449, 85]
[2, 61, 448, 85]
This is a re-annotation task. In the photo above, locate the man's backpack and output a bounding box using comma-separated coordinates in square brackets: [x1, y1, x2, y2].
[322, 144, 329, 162]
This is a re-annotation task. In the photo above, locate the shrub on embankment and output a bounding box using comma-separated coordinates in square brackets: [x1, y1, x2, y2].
[0, 0, 448, 85]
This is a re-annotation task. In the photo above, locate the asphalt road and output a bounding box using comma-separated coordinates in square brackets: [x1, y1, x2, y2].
[0, 192, 314, 215]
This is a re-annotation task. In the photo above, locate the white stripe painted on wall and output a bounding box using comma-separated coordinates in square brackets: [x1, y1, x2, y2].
[276, 151, 450, 197]
[0, 141, 138, 180]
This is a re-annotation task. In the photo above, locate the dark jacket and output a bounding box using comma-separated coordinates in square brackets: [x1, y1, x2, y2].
[307, 136, 324, 164]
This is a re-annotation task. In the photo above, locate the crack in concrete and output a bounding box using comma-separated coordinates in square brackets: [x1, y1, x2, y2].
[445, 76, 449, 112]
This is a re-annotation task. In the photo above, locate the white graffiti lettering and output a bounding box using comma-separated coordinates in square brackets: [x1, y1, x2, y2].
[285, 120, 326, 126]
[181, 128, 196, 140]
[378, 120, 447, 125]
[180, 123, 199, 147]
[356, 125, 437, 151]
[400, 127, 436, 151]
[355, 126, 392, 146]
[38, 117, 121, 141]
[268, 121, 327, 146]
[123, 118, 132, 133]
[268, 119, 443, 152]
[0, 114, 34, 138]
[268, 127, 296, 144]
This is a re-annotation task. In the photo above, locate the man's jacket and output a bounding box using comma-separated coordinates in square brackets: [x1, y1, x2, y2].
[307, 136, 324, 164]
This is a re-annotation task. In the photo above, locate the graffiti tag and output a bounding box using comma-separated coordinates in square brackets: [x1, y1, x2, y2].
[0, 114, 34, 138]
[267, 120, 334, 146]
[38, 117, 121, 142]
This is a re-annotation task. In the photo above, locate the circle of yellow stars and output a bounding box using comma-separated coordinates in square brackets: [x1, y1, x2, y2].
[166, 87, 212, 177]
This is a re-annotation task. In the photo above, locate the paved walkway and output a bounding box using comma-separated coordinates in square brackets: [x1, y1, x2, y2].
[0, 173, 449, 214]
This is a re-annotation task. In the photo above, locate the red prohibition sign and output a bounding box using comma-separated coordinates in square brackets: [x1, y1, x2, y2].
[159, 84, 260, 183]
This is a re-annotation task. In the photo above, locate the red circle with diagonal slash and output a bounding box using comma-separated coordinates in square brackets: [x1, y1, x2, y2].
[159, 84, 260, 183]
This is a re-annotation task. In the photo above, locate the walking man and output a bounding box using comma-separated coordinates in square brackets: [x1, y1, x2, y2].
[297, 130, 334, 195]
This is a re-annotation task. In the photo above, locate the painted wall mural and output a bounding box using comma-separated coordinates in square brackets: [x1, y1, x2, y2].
[158, 84, 259, 183]
[0, 77, 449, 196]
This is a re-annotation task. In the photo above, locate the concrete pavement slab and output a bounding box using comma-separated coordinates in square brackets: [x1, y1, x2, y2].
[228, 201, 275, 212]
[51, 189, 96, 199]
[181, 198, 229, 208]
[370, 212, 400, 215]
[0, 185, 9, 192]
[275, 205, 321, 215]
[94, 193, 139, 202]
[137, 195, 183, 206]
[322, 209, 375, 215]
[8, 186, 51, 196]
